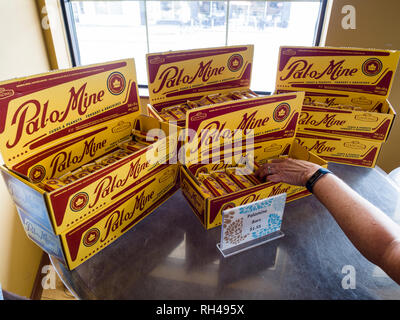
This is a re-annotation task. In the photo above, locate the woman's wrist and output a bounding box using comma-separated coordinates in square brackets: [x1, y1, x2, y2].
[301, 165, 323, 186]
[305, 168, 332, 193]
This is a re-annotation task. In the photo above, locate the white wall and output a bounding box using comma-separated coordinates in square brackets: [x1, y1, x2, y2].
[0, 0, 50, 297]
[323, 0, 400, 173]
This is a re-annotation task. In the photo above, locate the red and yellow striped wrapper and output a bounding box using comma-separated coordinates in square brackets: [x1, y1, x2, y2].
[197, 173, 229, 197]
[159, 111, 178, 121]
[43, 178, 66, 191]
[233, 167, 262, 185]
[211, 170, 242, 193]
[226, 168, 255, 189]
[197, 181, 215, 199]
[167, 107, 186, 120]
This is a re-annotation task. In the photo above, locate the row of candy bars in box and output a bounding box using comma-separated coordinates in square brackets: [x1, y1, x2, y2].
[195, 157, 288, 199]
[158, 89, 258, 122]
[39, 129, 157, 192]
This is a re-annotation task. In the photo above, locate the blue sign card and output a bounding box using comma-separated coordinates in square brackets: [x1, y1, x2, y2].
[217, 193, 286, 258]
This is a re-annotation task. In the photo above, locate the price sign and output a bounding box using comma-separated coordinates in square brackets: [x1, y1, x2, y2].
[217, 193, 286, 257]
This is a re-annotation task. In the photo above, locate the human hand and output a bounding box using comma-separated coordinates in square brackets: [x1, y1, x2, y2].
[255, 158, 322, 186]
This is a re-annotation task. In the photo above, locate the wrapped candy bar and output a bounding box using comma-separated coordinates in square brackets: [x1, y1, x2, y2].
[233, 166, 262, 185]
[43, 178, 66, 191]
[120, 140, 148, 152]
[166, 106, 186, 120]
[132, 129, 158, 143]
[59, 172, 78, 185]
[211, 170, 242, 193]
[198, 173, 229, 197]
[159, 111, 178, 122]
[82, 162, 104, 173]
[112, 149, 132, 160]
[197, 181, 215, 199]
[226, 168, 255, 189]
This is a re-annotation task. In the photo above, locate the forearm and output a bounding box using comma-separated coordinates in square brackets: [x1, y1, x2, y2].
[313, 173, 400, 282]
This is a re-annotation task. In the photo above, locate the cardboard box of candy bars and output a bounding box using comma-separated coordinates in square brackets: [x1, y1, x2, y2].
[145, 45, 259, 127]
[0, 59, 180, 269]
[179, 91, 327, 229]
[275, 46, 400, 167]
[181, 141, 327, 230]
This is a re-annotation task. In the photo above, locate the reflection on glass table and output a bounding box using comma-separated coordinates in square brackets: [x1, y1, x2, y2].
[50, 163, 400, 300]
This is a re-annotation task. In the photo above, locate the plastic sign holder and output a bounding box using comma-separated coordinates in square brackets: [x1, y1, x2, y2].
[217, 193, 286, 258]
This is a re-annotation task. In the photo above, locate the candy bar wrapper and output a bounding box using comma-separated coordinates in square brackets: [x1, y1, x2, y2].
[82, 163, 104, 173]
[120, 140, 148, 152]
[71, 168, 82, 176]
[112, 149, 132, 160]
[196, 97, 213, 106]
[74, 169, 91, 179]
[206, 93, 233, 104]
[227, 92, 245, 100]
[211, 170, 242, 193]
[180, 102, 193, 112]
[166, 107, 186, 120]
[226, 168, 255, 189]
[197, 181, 215, 199]
[233, 167, 262, 185]
[159, 111, 178, 122]
[186, 100, 199, 109]
[99, 155, 119, 166]
[132, 129, 159, 143]
[43, 178, 66, 191]
[59, 172, 78, 185]
[240, 89, 258, 98]
[197, 173, 229, 197]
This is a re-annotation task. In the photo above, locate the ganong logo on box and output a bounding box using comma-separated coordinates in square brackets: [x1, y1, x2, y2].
[0, 88, 14, 100]
[362, 58, 382, 76]
[107, 72, 126, 95]
[273, 103, 291, 122]
[70, 192, 89, 212]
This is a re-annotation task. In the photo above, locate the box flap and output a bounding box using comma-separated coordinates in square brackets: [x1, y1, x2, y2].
[275, 46, 400, 99]
[0, 59, 141, 178]
[184, 92, 305, 165]
[146, 45, 254, 110]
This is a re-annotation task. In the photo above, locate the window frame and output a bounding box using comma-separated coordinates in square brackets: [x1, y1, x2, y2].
[60, 0, 328, 94]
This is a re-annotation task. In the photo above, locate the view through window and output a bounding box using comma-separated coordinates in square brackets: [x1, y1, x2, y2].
[67, 0, 324, 92]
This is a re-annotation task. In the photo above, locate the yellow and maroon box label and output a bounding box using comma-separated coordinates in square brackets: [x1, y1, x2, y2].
[61, 164, 180, 270]
[184, 92, 305, 165]
[276, 89, 393, 113]
[146, 45, 254, 110]
[297, 103, 394, 141]
[276, 46, 400, 98]
[0, 59, 140, 179]
[295, 132, 382, 167]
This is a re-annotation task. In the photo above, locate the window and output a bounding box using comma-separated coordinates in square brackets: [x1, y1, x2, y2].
[62, 0, 326, 93]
